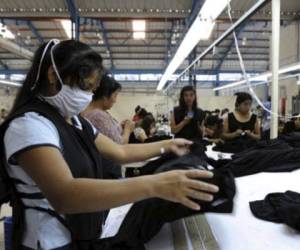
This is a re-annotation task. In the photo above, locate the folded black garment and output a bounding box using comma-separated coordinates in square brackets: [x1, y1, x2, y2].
[250, 191, 300, 231]
[213, 137, 257, 154]
[113, 141, 235, 249]
[103, 167, 235, 250]
[226, 148, 300, 177]
[144, 135, 172, 143]
[278, 132, 300, 148]
[126, 140, 208, 177]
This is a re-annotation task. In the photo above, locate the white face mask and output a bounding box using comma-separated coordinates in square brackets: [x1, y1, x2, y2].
[36, 39, 93, 118]
[42, 85, 93, 118]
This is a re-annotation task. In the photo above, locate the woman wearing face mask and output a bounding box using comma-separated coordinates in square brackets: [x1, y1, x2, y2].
[82, 75, 134, 144]
[170, 86, 206, 140]
[222, 92, 261, 141]
[0, 40, 218, 250]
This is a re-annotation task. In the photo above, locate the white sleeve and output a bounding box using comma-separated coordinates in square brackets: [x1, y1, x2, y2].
[4, 112, 61, 165]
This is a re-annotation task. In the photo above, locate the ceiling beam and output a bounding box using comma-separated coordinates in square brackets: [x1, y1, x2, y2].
[95, 19, 114, 70]
[65, 0, 80, 40]
[27, 21, 44, 44]
[215, 24, 247, 70]
[0, 36, 33, 60]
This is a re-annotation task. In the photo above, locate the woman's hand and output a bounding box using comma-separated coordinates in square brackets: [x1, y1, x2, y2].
[164, 139, 193, 156]
[235, 129, 243, 137]
[150, 169, 219, 210]
[123, 120, 135, 133]
[183, 116, 192, 124]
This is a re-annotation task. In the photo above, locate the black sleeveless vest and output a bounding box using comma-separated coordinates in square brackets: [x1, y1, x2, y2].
[228, 112, 257, 133]
[173, 106, 205, 140]
[0, 99, 108, 249]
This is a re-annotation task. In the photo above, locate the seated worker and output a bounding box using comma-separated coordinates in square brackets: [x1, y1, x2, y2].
[129, 114, 156, 143]
[170, 85, 206, 140]
[204, 115, 224, 144]
[222, 92, 261, 142]
[82, 74, 134, 144]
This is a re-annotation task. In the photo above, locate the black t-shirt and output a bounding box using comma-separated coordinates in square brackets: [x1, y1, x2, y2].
[173, 106, 206, 139]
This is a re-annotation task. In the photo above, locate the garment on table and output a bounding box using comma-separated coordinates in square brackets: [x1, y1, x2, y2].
[126, 140, 209, 177]
[84, 109, 123, 144]
[110, 159, 235, 249]
[278, 132, 300, 148]
[213, 137, 257, 153]
[249, 191, 300, 231]
[173, 106, 206, 140]
[225, 146, 300, 177]
[233, 139, 292, 158]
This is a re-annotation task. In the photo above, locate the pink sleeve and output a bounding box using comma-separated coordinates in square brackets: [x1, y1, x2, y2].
[86, 111, 123, 144]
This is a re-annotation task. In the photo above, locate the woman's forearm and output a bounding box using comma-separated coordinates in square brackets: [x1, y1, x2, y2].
[221, 132, 239, 140]
[119, 140, 169, 163]
[56, 175, 155, 214]
[171, 120, 187, 134]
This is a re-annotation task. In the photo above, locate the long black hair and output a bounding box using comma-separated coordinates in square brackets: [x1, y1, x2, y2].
[141, 115, 155, 136]
[179, 85, 198, 111]
[10, 40, 103, 114]
[92, 74, 122, 101]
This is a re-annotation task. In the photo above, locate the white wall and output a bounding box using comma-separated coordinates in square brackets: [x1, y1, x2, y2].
[271, 21, 300, 115]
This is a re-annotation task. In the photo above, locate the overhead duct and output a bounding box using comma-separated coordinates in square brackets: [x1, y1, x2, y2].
[0, 79, 22, 87]
[0, 36, 33, 60]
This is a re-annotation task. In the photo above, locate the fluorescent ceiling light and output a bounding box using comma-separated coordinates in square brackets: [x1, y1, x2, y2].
[132, 20, 146, 31]
[0, 23, 15, 39]
[0, 79, 22, 87]
[157, 0, 230, 91]
[213, 61, 300, 91]
[132, 20, 146, 40]
[133, 31, 146, 39]
[60, 20, 72, 39]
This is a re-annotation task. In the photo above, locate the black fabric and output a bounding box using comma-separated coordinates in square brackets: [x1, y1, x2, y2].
[224, 140, 300, 177]
[144, 135, 172, 143]
[128, 134, 172, 144]
[212, 137, 257, 153]
[173, 106, 206, 139]
[126, 140, 208, 178]
[228, 112, 257, 133]
[282, 121, 300, 134]
[278, 132, 300, 148]
[249, 191, 300, 231]
[108, 160, 235, 249]
[0, 99, 108, 249]
[120, 141, 235, 249]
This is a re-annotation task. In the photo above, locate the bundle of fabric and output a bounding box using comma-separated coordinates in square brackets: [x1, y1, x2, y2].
[213, 136, 257, 154]
[118, 140, 236, 249]
[126, 140, 208, 177]
[108, 167, 235, 249]
[225, 147, 300, 177]
[210, 139, 300, 177]
[278, 132, 300, 148]
[250, 191, 300, 231]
